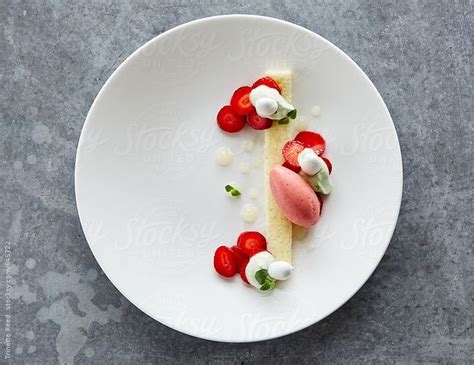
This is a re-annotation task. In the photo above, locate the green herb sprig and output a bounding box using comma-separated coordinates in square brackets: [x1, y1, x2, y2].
[225, 184, 241, 197]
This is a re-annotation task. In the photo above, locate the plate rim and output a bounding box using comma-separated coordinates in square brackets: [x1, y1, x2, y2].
[75, 14, 403, 342]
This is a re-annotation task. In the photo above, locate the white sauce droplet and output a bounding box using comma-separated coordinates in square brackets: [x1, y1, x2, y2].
[243, 139, 255, 152]
[248, 188, 259, 200]
[240, 203, 259, 223]
[239, 161, 250, 174]
[252, 156, 263, 168]
[215, 146, 233, 166]
[293, 116, 309, 132]
[311, 105, 321, 117]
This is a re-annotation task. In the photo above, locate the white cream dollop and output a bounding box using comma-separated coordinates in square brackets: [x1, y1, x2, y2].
[255, 97, 278, 117]
[268, 261, 294, 280]
[245, 251, 274, 289]
[215, 146, 233, 166]
[311, 105, 321, 117]
[240, 203, 259, 223]
[297, 148, 325, 176]
[249, 85, 295, 120]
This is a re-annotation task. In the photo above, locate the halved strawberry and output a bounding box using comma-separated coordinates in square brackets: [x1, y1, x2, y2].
[240, 258, 250, 284]
[251, 77, 281, 94]
[282, 140, 305, 171]
[321, 156, 332, 174]
[294, 131, 326, 155]
[216, 105, 246, 133]
[230, 86, 254, 115]
[213, 246, 237, 277]
[237, 231, 267, 257]
[230, 245, 247, 271]
[282, 160, 301, 173]
[247, 110, 272, 130]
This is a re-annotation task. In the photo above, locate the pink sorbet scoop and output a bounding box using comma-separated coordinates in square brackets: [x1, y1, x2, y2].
[269, 165, 321, 228]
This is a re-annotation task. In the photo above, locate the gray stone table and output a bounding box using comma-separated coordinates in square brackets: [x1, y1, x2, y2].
[1, 1, 472, 364]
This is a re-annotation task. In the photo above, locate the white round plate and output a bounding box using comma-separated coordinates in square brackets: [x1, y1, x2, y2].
[75, 15, 402, 342]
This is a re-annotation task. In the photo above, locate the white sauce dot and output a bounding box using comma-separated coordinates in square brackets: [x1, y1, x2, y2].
[311, 105, 321, 117]
[293, 116, 309, 132]
[215, 146, 233, 166]
[27, 345, 36, 354]
[243, 139, 255, 152]
[240, 203, 259, 223]
[239, 161, 250, 174]
[248, 188, 259, 200]
[252, 156, 263, 168]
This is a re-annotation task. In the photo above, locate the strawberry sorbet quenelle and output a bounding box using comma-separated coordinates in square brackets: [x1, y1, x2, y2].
[213, 72, 333, 292]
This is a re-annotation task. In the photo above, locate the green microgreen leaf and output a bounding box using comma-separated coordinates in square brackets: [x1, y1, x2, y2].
[287, 109, 297, 119]
[278, 117, 290, 125]
[260, 279, 276, 291]
[255, 269, 268, 285]
[225, 184, 241, 198]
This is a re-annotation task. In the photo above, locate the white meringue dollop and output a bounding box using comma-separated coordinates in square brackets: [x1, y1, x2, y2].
[255, 97, 278, 117]
[249, 85, 295, 120]
[297, 148, 325, 176]
[268, 261, 294, 280]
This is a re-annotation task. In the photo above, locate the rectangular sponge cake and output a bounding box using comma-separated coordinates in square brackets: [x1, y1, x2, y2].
[264, 70, 292, 263]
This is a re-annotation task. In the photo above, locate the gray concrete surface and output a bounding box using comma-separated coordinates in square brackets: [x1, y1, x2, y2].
[1, 1, 472, 364]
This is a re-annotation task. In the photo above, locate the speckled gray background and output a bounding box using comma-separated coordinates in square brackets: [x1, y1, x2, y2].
[1, 1, 472, 364]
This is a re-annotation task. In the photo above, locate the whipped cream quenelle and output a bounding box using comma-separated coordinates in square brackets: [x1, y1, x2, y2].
[250, 85, 296, 120]
[298, 148, 325, 176]
[298, 148, 333, 195]
[245, 251, 294, 291]
[268, 261, 294, 280]
[255, 97, 278, 117]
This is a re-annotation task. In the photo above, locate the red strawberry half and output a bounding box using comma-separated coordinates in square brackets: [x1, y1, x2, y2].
[237, 231, 267, 256]
[321, 156, 332, 174]
[294, 131, 326, 155]
[230, 86, 254, 116]
[216, 105, 246, 133]
[213, 246, 237, 277]
[247, 110, 272, 130]
[282, 160, 301, 173]
[251, 77, 282, 94]
[282, 140, 305, 171]
[230, 245, 247, 271]
[240, 258, 250, 284]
